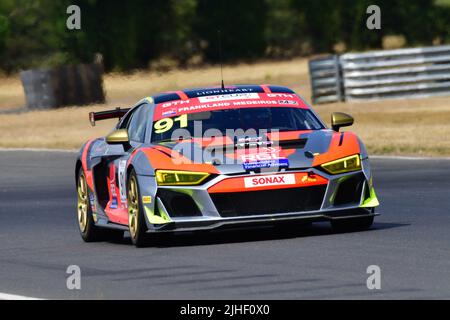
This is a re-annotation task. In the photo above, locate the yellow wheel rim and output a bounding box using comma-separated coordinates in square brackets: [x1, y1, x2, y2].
[77, 172, 89, 233]
[128, 175, 139, 239]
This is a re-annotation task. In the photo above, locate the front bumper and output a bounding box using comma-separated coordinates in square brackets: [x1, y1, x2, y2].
[139, 164, 379, 233]
[147, 208, 378, 233]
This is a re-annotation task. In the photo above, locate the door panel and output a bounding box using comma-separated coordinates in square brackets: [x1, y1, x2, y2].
[104, 158, 129, 225]
[95, 103, 149, 226]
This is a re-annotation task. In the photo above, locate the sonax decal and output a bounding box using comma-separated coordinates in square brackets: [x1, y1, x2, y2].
[244, 174, 295, 188]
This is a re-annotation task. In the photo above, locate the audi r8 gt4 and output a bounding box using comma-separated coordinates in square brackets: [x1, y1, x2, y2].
[75, 85, 379, 246]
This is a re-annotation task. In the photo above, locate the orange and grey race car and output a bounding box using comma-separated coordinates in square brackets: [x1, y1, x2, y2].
[75, 85, 379, 246]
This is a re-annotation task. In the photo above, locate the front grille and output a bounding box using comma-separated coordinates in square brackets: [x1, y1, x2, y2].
[210, 186, 326, 217]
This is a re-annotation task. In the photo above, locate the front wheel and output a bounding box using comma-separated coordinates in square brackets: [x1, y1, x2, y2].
[331, 216, 374, 233]
[127, 169, 149, 247]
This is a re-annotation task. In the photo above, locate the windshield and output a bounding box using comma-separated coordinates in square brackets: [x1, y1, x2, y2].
[151, 107, 324, 143]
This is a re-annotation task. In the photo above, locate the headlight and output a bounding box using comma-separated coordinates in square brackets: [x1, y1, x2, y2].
[321, 154, 361, 174]
[155, 170, 210, 186]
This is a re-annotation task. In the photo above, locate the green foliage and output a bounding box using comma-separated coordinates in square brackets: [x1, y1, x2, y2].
[0, 0, 449, 73]
[0, 0, 72, 72]
[194, 0, 268, 62]
[0, 14, 9, 54]
[265, 0, 306, 57]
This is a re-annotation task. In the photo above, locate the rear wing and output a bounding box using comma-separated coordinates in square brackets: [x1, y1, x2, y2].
[89, 107, 130, 126]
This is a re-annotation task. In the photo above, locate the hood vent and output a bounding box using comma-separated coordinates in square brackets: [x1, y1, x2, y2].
[276, 138, 307, 149]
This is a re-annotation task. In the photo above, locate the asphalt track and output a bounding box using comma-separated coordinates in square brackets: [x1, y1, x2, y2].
[0, 150, 449, 299]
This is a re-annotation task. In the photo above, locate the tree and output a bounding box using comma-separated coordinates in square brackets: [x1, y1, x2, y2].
[0, 0, 449, 73]
[194, 0, 268, 62]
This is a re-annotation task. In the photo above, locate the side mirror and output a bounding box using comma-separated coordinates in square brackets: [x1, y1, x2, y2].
[331, 112, 354, 132]
[106, 129, 130, 147]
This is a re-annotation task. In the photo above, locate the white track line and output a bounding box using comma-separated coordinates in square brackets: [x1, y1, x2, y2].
[0, 292, 43, 300]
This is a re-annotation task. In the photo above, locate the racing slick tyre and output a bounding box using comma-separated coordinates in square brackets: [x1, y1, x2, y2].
[127, 169, 149, 247]
[330, 215, 374, 233]
[77, 168, 124, 242]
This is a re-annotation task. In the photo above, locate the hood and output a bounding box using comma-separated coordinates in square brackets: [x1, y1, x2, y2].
[142, 130, 361, 175]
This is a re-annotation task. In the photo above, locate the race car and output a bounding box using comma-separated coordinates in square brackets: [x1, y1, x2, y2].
[76, 85, 379, 246]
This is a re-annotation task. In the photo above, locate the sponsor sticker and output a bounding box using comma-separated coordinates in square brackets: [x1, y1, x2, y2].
[195, 88, 255, 96]
[198, 93, 260, 103]
[161, 99, 191, 108]
[162, 109, 177, 117]
[142, 196, 152, 204]
[110, 197, 118, 209]
[118, 160, 127, 203]
[267, 93, 295, 98]
[244, 174, 296, 188]
[109, 183, 118, 207]
[241, 147, 289, 170]
[301, 175, 317, 183]
[236, 136, 272, 148]
[278, 100, 298, 105]
[243, 158, 289, 170]
[89, 193, 97, 212]
[88, 193, 95, 205]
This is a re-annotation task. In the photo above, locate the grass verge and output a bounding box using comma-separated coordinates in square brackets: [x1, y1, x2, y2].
[0, 58, 449, 156]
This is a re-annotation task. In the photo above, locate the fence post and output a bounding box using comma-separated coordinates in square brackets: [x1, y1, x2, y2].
[308, 55, 344, 104]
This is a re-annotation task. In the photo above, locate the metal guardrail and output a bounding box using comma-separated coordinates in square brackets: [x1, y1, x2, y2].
[309, 45, 450, 103]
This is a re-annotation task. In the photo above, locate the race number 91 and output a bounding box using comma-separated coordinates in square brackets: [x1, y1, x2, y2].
[154, 114, 188, 133]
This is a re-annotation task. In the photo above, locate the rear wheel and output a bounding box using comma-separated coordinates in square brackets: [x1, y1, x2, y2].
[77, 168, 124, 242]
[331, 216, 374, 233]
[127, 169, 149, 247]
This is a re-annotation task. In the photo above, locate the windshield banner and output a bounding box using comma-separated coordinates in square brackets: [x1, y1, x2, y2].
[153, 93, 308, 121]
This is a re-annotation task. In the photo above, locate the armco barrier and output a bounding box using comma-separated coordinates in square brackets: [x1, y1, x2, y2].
[309, 45, 450, 104]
